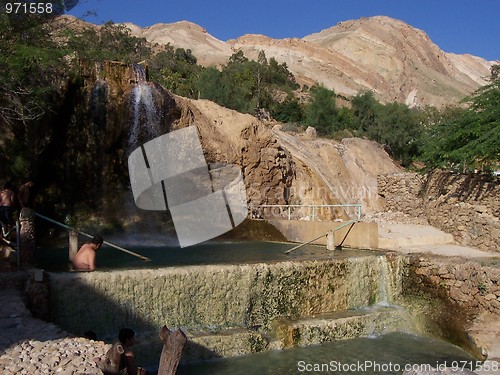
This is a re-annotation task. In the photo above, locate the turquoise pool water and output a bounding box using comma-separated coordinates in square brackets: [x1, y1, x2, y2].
[174, 332, 475, 375]
[35, 240, 380, 271]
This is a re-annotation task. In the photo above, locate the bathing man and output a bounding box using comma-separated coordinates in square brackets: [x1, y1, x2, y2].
[72, 235, 103, 271]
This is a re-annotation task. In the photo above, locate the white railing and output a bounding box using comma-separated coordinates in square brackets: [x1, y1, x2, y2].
[250, 204, 362, 222]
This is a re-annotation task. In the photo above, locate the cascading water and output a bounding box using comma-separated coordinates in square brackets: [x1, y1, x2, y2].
[128, 64, 162, 150]
[377, 255, 396, 306]
[122, 63, 176, 237]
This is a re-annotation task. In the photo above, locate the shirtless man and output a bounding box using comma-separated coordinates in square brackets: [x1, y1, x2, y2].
[0, 184, 15, 234]
[72, 235, 103, 271]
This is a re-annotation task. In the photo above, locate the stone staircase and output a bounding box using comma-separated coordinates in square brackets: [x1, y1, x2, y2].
[134, 305, 416, 365]
[272, 305, 415, 348]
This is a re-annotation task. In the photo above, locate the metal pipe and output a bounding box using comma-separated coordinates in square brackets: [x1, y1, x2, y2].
[34, 212, 150, 261]
[16, 220, 20, 267]
[251, 204, 362, 222]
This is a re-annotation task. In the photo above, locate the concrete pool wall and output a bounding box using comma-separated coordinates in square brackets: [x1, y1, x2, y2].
[269, 220, 379, 249]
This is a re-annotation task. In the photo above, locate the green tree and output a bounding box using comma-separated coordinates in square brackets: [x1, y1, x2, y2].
[375, 102, 422, 166]
[351, 91, 378, 133]
[197, 51, 298, 115]
[150, 45, 201, 98]
[271, 95, 303, 123]
[420, 68, 500, 171]
[64, 21, 150, 63]
[304, 86, 339, 135]
[0, 13, 72, 178]
[197, 66, 224, 102]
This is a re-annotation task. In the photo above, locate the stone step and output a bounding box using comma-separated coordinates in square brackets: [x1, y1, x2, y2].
[133, 327, 271, 365]
[273, 305, 415, 348]
[133, 305, 416, 365]
[378, 223, 455, 249]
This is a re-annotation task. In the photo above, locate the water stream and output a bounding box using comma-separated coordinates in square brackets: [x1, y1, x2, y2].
[128, 64, 161, 150]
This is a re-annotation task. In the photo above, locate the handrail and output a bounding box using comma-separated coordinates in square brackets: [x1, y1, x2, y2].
[251, 204, 362, 221]
[34, 212, 150, 261]
[284, 220, 357, 254]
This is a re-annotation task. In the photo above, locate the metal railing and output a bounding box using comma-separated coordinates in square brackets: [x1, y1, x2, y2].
[250, 204, 362, 222]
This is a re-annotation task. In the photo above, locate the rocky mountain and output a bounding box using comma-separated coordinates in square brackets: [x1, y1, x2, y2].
[122, 16, 496, 107]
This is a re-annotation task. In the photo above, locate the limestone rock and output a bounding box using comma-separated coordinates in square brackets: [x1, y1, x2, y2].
[304, 126, 317, 139]
[111, 14, 496, 107]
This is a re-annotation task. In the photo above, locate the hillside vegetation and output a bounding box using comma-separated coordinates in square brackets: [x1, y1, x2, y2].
[1, 16, 498, 186]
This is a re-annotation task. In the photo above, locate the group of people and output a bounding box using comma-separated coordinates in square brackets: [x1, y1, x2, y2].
[1, 178, 102, 270]
[0, 180, 34, 237]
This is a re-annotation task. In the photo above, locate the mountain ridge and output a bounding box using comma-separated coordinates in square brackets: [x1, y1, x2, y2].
[68, 15, 497, 107]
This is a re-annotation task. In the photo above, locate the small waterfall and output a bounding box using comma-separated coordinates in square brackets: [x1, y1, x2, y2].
[128, 64, 161, 150]
[376, 256, 395, 306]
[132, 63, 148, 83]
[123, 63, 169, 234]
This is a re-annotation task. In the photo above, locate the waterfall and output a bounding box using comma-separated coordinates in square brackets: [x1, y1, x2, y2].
[376, 256, 395, 306]
[122, 62, 175, 237]
[132, 63, 147, 83]
[128, 64, 161, 150]
[48, 255, 418, 364]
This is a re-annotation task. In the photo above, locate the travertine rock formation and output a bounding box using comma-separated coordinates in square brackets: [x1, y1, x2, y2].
[171, 96, 401, 218]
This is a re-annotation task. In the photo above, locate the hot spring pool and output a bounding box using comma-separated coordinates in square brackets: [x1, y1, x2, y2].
[37, 239, 481, 374]
[175, 332, 475, 375]
[35, 240, 380, 271]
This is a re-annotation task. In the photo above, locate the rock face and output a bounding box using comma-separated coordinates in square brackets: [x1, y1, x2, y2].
[122, 20, 234, 66]
[171, 97, 401, 219]
[17, 59, 399, 231]
[408, 256, 500, 315]
[119, 15, 497, 107]
[301, 16, 494, 106]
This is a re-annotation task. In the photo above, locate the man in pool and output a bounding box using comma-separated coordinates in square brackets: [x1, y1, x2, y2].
[72, 235, 103, 271]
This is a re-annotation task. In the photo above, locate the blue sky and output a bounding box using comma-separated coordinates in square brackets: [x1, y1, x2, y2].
[68, 0, 499, 61]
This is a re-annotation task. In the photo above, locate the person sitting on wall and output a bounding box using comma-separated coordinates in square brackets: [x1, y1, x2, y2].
[72, 235, 103, 271]
[119, 328, 146, 375]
